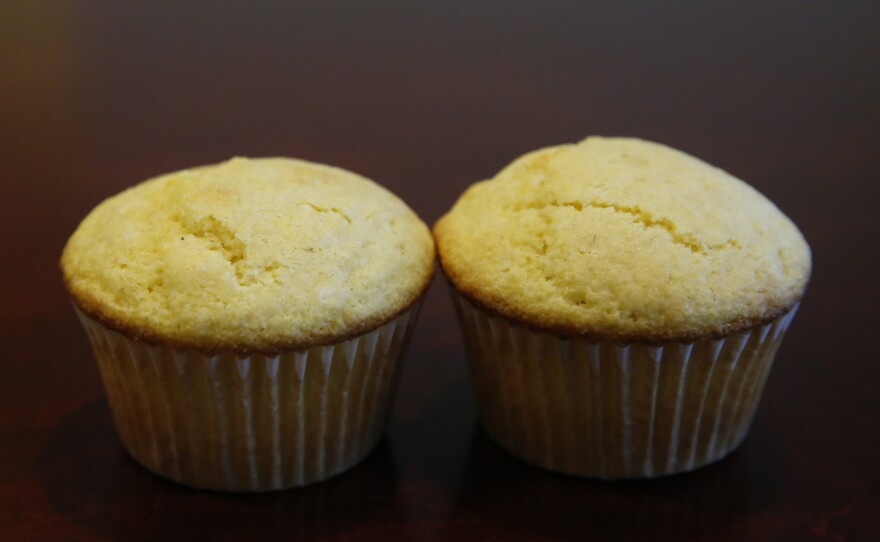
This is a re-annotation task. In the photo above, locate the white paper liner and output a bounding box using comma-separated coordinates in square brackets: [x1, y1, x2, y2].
[76, 302, 421, 491]
[451, 290, 798, 479]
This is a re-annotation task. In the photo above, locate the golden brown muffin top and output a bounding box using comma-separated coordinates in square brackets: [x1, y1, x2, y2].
[434, 137, 810, 342]
[62, 157, 435, 353]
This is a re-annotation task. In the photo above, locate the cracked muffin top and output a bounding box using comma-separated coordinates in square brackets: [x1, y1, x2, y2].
[61, 157, 435, 353]
[434, 137, 810, 342]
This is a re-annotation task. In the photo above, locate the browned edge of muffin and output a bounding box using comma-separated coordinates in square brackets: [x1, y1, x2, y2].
[61, 260, 437, 356]
[438, 256, 802, 346]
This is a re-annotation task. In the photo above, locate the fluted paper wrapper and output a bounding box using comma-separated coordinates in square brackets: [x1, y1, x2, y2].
[75, 303, 420, 491]
[451, 290, 798, 479]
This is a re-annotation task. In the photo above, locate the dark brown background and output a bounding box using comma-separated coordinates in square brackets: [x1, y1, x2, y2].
[2, 2, 878, 540]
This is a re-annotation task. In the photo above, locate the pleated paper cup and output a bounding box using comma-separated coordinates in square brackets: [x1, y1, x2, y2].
[75, 300, 421, 492]
[450, 288, 798, 479]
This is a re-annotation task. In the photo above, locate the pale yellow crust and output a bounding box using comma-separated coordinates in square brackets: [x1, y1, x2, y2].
[61, 157, 435, 353]
[434, 137, 811, 343]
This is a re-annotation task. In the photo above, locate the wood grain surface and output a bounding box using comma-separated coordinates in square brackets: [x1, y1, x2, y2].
[2, 2, 878, 540]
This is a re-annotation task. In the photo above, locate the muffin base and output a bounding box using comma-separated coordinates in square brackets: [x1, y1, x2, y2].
[75, 301, 421, 491]
[451, 288, 797, 479]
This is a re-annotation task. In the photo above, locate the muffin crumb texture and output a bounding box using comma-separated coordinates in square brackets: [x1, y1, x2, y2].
[62, 157, 435, 352]
[434, 137, 811, 341]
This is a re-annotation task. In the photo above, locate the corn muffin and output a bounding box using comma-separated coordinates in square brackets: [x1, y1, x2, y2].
[62, 157, 435, 490]
[434, 137, 810, 478]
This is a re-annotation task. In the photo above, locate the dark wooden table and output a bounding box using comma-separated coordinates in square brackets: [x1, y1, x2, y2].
[2, 2, 878, 540]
